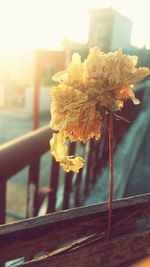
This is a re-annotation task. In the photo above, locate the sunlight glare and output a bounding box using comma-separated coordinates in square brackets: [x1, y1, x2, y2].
[0, 0, 150, 55]
[0, 0, 90, 54]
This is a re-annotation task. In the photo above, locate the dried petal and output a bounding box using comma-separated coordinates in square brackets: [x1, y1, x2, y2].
[50, 132, 84, 173]
[52, 70, 68, 83]
[50, 48, 150, 172]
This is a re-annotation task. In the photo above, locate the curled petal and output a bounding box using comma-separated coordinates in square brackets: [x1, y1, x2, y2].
[50, 132, 84, 173]
[113, 84, 140, 106]
[61, 156, 85, 173]
[52, 70, 68, 83]
[131, 97, 140, 105]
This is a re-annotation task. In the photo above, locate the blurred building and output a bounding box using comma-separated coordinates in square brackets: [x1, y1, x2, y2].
[63, 7, 150, 69]
[63, 7, 133, 60]
[1, 7, 150, 118]
[88, 8, 132, 51]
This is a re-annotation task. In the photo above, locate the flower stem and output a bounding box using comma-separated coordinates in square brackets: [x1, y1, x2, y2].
[107, 111, 114, 239]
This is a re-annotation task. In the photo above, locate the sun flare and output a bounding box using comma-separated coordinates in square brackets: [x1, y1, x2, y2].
[0, 0, 90, 55]
[0, 0, 149, 55]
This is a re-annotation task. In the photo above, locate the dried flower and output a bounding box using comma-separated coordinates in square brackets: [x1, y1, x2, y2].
[50, 48, 149, 172]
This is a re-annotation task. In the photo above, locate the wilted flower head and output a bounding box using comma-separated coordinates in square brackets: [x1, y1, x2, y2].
[50, 48, 149, 172]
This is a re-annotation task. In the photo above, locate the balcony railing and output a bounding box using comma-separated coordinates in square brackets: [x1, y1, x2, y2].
[0, 86, 148, 266]
[0, 123, 110, 224]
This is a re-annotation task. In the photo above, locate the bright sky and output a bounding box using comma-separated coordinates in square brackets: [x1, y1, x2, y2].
[0, 0, 150, 55]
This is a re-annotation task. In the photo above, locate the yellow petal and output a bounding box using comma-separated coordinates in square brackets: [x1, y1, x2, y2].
[65, 102, 102, 142]
[50, 132, 67, 162]
[52, 70, 68, 83]
[68, 53, 84, 85]
[113, 84, 140, 108]
[61, 156, 84, 173]
[126, 67, 150, 84]
[131, 97, 140, 105]
[50, 48, 150, 172]
[50, 84, 88, 132]
[50, 132, 84, 173]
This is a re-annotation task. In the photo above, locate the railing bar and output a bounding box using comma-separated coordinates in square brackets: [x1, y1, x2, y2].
[0, 125, 51, 180]
[74, 170, 83, 207]
[47, 159, 59, 213]
[26, 158, 40, 218]
[91, 139, 105, 186]
[0, 178, 7, 224]
[0, 194, 150, 264]
[84, 140, 94, 197]
[91, 119, 108, 186]
[62, 142, 76, 210]
[0, 193, 150, 235]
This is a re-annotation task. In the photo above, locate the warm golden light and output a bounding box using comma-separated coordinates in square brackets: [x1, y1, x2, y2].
[0, 0, 149, 55]
[0, 0, 90, 54]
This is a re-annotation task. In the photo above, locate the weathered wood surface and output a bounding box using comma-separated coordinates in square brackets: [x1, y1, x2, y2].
[1, 193, 150, 264]
[22, 228, 150, 267]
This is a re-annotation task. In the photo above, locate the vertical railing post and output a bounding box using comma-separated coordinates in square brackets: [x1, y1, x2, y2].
[62, 142, 76, 210]
[26, 158, 40, 218]
[0, 178, 7, 224]
[47, 160, 59, 213]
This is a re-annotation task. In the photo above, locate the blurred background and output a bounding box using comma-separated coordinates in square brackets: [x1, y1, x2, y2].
[1, 1, 150, 266]
[0, 0, 150, 140]
[1, 0, 150, 224]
